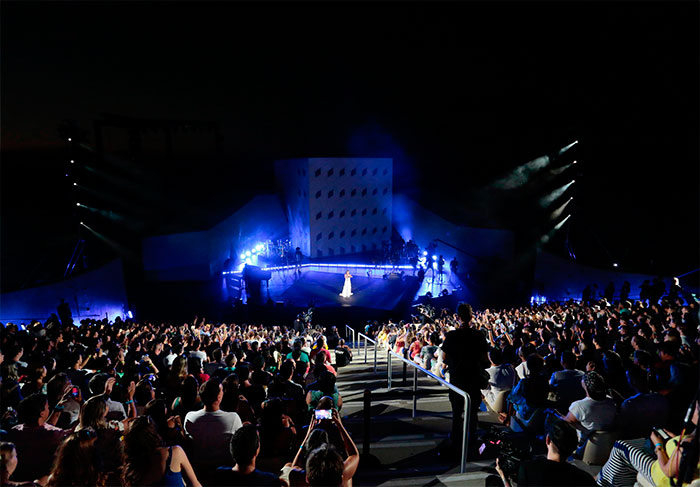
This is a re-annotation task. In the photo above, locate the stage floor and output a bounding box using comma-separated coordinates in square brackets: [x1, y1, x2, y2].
[251, 267, 466, 310]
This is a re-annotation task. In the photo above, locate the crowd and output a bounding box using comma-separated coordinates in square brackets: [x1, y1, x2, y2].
[1, 284, 698, 487]
[371, 290, 699, 486]
[0, 317, 355, 486]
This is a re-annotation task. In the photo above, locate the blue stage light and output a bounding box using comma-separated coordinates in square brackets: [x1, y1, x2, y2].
[245, 250, 252, 257]
[127, 311, 133, 319]
[423, 251, 428, 256]
[240, 253, 246, 259]
[432, 255, 437, 261]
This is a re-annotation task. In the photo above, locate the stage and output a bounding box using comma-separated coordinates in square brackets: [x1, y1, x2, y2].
[238, 264, 469, 311]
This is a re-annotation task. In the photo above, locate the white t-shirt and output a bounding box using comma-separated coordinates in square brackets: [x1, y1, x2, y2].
[189, 350, 207, 363]
[569, 396, 616, 439]
[482, 364, 516, 405]
[184, 409, 242, 465]
[515, 361, 530, 380]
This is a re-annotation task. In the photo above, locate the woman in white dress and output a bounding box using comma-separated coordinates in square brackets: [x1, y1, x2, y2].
[340, 270, 353, 298]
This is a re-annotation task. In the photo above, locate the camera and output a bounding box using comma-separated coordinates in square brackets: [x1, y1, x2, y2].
[479, 428, 532, 480]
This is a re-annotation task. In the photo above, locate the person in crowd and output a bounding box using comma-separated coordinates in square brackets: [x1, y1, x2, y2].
[560, 371, 617, 453]
[304, 409, 359, 487]
[419, 332, 441, 370]
[333, 339, 353, 368]
[187, 357, 210, 386]
[6, 393, 70, 481]
[46, 428, 103, 487]
[309, 336, 331, 363]
[502, 354, 550, 432]
[76, 394, 126, 486]
[268, 359, 306, 425]
[122, 415, 201, 487]
[0, 441, 44, 487]
[172, 375, 203, 422]
[235, 364, 266, 416]
[134, 378, 156, 416]
[204, 348, 226, 376]
[496, 417, 596, 486]
[618, 367, 669, 439]
[45, 373, 81, 429]
[305, 352, 336, 388]
[220, 374, 256, 424]
[441, 303, 489, 456]
[87, 375, 126, 421]
[143, 398, 191, 448]
[256, 397, 297, 472]
[597, 397, 699, 487]
[549, 350, 586, 412]
[213, 424, 281, 486]
[184, 378, 243, 473]
[306, 371, 341, 412]
[482, 347, 517, 412]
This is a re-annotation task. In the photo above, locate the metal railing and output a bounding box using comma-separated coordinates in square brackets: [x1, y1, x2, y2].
[344, 324, 356, 348]
[357, 332, 378, 372]
[387, 350, 471, 474]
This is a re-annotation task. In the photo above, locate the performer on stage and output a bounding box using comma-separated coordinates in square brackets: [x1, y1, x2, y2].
[340, 270, 353, 298]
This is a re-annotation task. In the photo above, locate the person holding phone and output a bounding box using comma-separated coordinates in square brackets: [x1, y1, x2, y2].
[286, 409, 359, 487]
[596, 398, 699, 487]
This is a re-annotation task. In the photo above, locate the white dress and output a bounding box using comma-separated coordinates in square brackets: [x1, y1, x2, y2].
[340, 275, 353, 298]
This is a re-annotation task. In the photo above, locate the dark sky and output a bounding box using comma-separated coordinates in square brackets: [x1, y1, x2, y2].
[1, 1, 698, 291]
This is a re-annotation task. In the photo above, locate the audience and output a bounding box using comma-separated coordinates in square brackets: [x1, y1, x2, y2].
[0, 284, 697, 486]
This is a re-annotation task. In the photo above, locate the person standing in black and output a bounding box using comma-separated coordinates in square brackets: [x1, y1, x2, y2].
[441, 303, 488, 458]
[620, 281, 631, 302]
[294, 247, 303, 274]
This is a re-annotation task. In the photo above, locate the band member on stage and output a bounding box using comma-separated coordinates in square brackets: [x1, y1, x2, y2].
[437, 255, 445, 276]
[340, 270, 353, 298]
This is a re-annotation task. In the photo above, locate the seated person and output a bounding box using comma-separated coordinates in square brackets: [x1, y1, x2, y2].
[496, 417, 596, 486]
[306, 371, 342, 412]
[291, 409, 359, 487]
[334, 340, 353, 368]
[549, 351, 585, 411]
[561, 371, 616, 451]
[1, 441, 45, 487]
[184, 379, 243, 471]
[213, 424, 281, 486]
[6, 393, 70, 481]
[597, 398, 699, 487]
[502, 354, 549, 430]
[618, 368, 669, 439]
[482, 348, 517, 412]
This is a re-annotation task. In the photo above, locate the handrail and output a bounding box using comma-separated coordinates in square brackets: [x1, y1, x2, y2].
[344, 324, 356, 349]
[386, 350, 471, 474]
[357, 332, 378, 372]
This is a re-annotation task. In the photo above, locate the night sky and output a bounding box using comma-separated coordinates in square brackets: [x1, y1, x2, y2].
[1, 1, 698, 292]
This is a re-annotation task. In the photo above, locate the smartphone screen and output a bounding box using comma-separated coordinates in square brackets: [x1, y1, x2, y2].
[314, 409, 332, 420]
[71, 386, 80, 397]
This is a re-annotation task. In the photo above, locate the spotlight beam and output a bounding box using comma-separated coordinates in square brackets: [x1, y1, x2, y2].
[79, 222, 133, 257]
[539, 180, 575, 207]
[550, 197, 573, 220]
[491, 155, 551, 190]
[558, 140, 579, 155]
[540, 214, 572, 244]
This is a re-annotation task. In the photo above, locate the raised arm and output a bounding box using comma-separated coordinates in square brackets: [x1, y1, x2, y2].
[331, 409, 359, 483]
